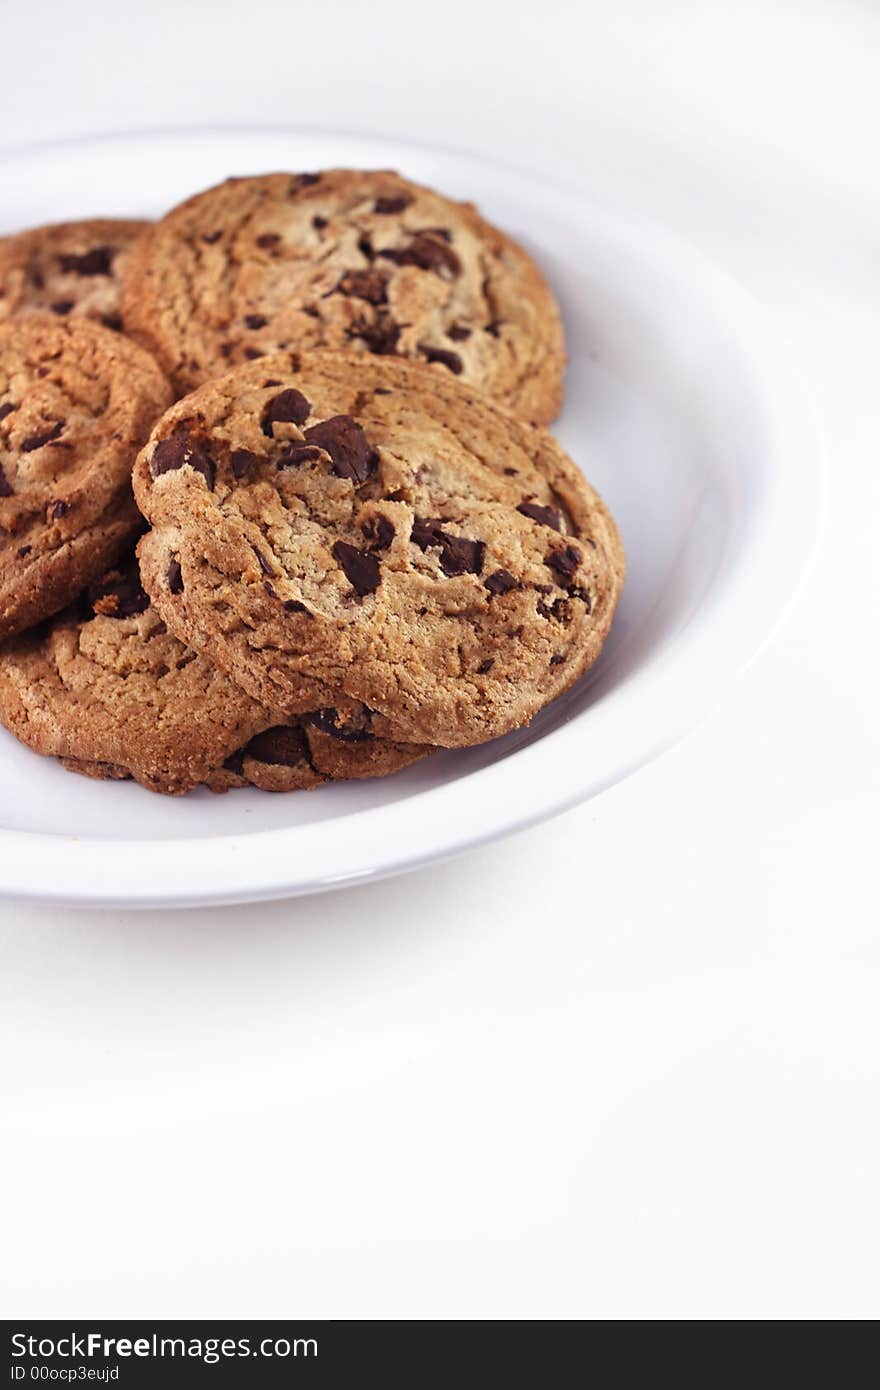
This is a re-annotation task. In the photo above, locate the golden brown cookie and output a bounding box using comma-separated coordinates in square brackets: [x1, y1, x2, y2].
[121, 170, 564, 422]
[0, 559, 428, 795]
[0, 315, 172, 641]
[0, 219, 149, 332]
[133, 351, 624, 749]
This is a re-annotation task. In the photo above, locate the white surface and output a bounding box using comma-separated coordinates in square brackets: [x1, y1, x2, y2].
[0, 131, 820, 905]
[0, 0, 878, 1319]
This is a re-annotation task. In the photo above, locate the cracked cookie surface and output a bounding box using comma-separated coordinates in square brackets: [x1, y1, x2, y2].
[133, 351, 624, 748]
[0, 558, 428, 794]
[0, 219, 149, 332]
[0, 314, 172, 640]
[121, 170, 564, 422]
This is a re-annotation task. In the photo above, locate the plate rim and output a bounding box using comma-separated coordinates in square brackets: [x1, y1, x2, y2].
[0, 125, 825, 907]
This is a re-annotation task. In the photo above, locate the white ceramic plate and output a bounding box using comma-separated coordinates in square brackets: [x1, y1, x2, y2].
[0, 128, 821, 907]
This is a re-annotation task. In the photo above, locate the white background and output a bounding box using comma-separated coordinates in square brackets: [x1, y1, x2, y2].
[1, 0, 877, 1319]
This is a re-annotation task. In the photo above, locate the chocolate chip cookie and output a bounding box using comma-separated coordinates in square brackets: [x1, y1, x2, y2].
[121, 170, 564, 422]
[0, 218, 149, 332]
[0, 314, 172, 640]
[0, 559, 428, 794]
[133, 351, 624, 749]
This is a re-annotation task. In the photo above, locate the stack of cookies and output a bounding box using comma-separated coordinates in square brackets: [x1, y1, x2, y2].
[0, 170, 624, 795]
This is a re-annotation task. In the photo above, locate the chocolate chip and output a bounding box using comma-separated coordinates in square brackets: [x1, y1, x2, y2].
[437, 533, 484, 576]
[21, 422, 63, 452]
[244, 313, 268, 329]
[261, 388, 312, 435]
[312, 215, 328, 231]
[277, 443, 322, 467]
[0, 402, 17, 423]
[550, 653, 565, 665]
[49, 500, 68, 519]
[348, 311, 400, 356]
[307, 709, 372, 742]
[17, 544, 31, 558]
[244, 725, 310, 766]
[244, 347, 263, 360]
[538, 593, 577, 624]
[202, 231, 222, 244]
[373, 194, 413, 214]
[503, 467, 518, 476]
[255, 233, 280, 249]
[410, 518, 483, 576]
[223, 752, 245, 775]
[51, 300, 73, 315]
[0, 464, 12, 497]
[517, 501, 562, 531]
[230, 448, 261, 479]
[379, 234, 460, 276]
[282, 598, 312, 616]
[88, 565, 150, 619]
[568, 585, 592, 613]
[410, 517, 444, 550]
[546, 545, 581, 583]
[102, 313, 123, 332]
[304, 415, 378, 484]
[252, 545, 275, 577]
[337, 269, 387, 304]
[362, 514, 395, 551]
[58, 246, 112, 276]
[357, 234, 375, 260]
[150, 433, 215, 489]
[418, 344, 462, 374]
[167, 559, 184, 593]
[374, 387, 391, 395]
[290, 173, 321, 192]
[484, 569, 519, 596]
[477, 658, 494, 674]
[332, 540, 381, 596]
[447, 323, 471, 341]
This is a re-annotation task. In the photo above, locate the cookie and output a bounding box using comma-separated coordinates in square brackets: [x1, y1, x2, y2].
[0, 559, 428, 795]
[121, 170, 564, 422]
[133, 351, 624, 748]
[0, 219, 149, 332]
[0, 314, 172, 641]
